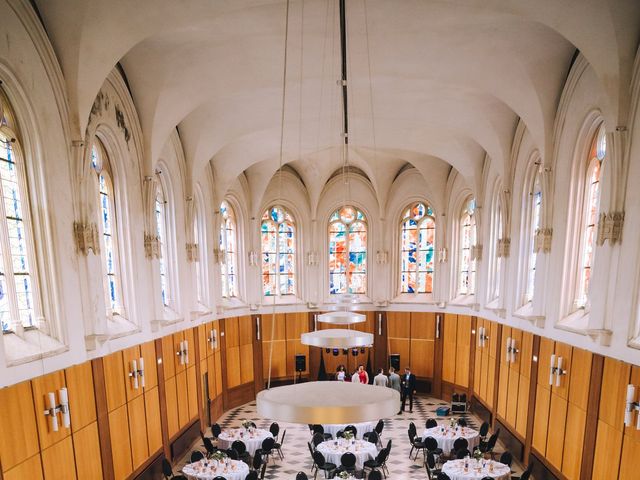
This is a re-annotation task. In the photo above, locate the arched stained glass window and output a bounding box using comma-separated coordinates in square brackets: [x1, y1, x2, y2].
[155, 185, 169, 306]
[576, 124, 606, 307]
[525, 169, 542, 303]
[0, 96, 39, 332]
[400, 202, 435, 294]
[91, 140, 122, 315]
[220, 201, 237, 298]
[488, 195, 503, 302]
[459, 198, 477, 295]
[261, 206, 295, 296]
[329, 206, 367, 294]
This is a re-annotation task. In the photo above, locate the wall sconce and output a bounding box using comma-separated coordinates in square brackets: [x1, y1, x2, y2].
[255, 317, 261, 341]
[177, 340, 189, 365]
[377, 313, 383, 335]
[208, 329, 218, 350]
[314, 314, 318, 331]
[435, 314, 441, 339]
[248, 251, 258, 267]
[548, 354, 567, 386]
[505, 337, 519, 363]
[477, 326, 489, 348]
[624, 385, 640, 429]
[43, 388, 70, 432]
[129, 358, 145, 389]
[306, 251, 319, 266]
[437, 247, 448, 263]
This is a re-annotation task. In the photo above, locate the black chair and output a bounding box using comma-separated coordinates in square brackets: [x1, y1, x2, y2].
[296, 472, 309, 480]
[232, 440, 250, 463]
[499, 451, 513, 466]
[312, 451, 336, 479]
[274, 429, 286, 459]
[340, 452, 357, 476]
[455, 449, 471, 459]
[308, 442, 317, 472]
[312, 432, 325, 448]
[190, 450, 204, 463]
[424, 436, 443, 463]
[479, 421, 490, 440]
[162, 458, 173, 479]
[368, 470, 383, 480]
[408, 426, 426, 461]
[259, 463, 267, 480]
[436, 473, 451, 480]
[426, 418, 438, 429]
[457, 418, 467, 427]
[345, 425, 358, 437]
[366, 431, 379, 445]
[512, 463, 533, 480]
[269, 422, 280, 440]
[480, 477, 494, 480]
[363, 448, 388, 478]
[226, 448, 239, 460]
[261, 437, 276, 464]
[211, 423, 222, 439]
[244, 472, 258, 480]
[385, 438, 392, 455]
[364, 420, 384, 445]
[203, 437, 216, 456]
[425, 452, 442, 480]
[480, 429, 500, 458]
[452, 437, 468, 456]
[335, 429, 345, 438]
[312, 424, 332, 441]
[252, 450, 263, 471]
[212, 477, 226, 480]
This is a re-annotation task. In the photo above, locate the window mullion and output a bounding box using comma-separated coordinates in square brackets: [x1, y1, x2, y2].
[0, 175, 21, 330]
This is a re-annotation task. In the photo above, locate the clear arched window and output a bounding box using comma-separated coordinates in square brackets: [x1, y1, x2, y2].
[459, 198, 477, 295]
[91, 140, 123, 315]
[329, 206, 367, 294]
[487, 194, 503, 302]
[0, 93, 40, 332]
[155, 184, 170, 306]
[220, 201, 237, 298]
[193, 198, 206, 305]
[576, 124, 606, 307]
[261, 206, 295, 296]
[400, 202, 435, 294]
[525, 169, 542, 303]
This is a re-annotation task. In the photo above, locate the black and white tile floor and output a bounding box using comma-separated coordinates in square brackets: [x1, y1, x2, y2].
[177, 394, 525, 479]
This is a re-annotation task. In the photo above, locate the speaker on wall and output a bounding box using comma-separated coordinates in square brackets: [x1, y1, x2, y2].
[295, 354, 306, 372]
[389, 354, 400, 371]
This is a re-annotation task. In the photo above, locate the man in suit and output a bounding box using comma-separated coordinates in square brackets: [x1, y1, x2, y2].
[388, 367, 402, 414]
[400, 366, 417, 413]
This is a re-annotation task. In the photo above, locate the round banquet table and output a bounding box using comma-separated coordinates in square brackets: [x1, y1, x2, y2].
[316, 439, 378, 470]
[322, 421, 374, 439]
[441, 459, 511, 480]
[217, 428, 272, 456]
[182, 458, 250, 480]
[422, 425, 480, 454]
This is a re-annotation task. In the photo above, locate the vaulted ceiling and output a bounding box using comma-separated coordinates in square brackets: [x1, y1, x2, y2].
[35, 0, 640, 199]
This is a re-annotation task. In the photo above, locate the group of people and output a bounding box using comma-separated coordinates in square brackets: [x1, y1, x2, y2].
[335, 364, 417, 414]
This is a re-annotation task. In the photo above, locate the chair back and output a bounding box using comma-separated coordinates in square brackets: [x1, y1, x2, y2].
[203, 437, 216, 454]
[408, 421, 417, 437]
[269, 422, 280, 438]
[162, 458, 173, 477]
[261, 437, 275, 453]
[367, 431, 379, 444]
[437, 473, 452, 480]
[426, 418, 438, 429]
[455, 449, 471, 459]
[487, 430, 499, 450]
[340, 452, 356, 468]
[386, 438, 392, 454]
[226, 448, 239, 460]
[460, 393, 467, 402]
[278, 429, 286, 446]
[295, 473, 309, 480]
[499, 451, 513, 466]
[212, 477, 227, 480]
[457, 418, 467, 427]
[245, 472, 258, 480]
[345, 425, 357, 436]
[453, 437, 468, 452]
[336, 429, 345, 438]
[312, 451, 326, 467]
[211, 423, 222, 438]
[426, 452, 436, 469]
[452, 393, 459, 402]
[368, 470, 383, 480]
[479, 421, 489, 437]
[376, 447, 388, 464]
[190, 450, 204, 463]
[425, 436, 439, 451]
[375, 419, 384, 434]
[232, 440, 247, 455]
[252, 450, 263, 470]
[312, 424, 324, 435]
[312, 432, 325, 447]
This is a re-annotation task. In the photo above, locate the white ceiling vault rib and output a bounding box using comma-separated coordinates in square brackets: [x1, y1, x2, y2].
[33, 0, 639, 197]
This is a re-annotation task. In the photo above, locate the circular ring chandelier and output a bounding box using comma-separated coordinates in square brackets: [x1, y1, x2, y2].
[317, 310, 366, 324]
[301, 329, 373, 348]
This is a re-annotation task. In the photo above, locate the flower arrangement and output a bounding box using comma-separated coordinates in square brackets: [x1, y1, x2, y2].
[338, 471, 350, 479]
[449, 417, 457, 428]
[211, 450, 227, 462]
[473, 448, 482, 462]
[343, 430, 354, 441]
[241, 419, 252, 430]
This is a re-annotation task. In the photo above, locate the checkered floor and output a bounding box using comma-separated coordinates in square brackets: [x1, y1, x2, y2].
[177, 394, 525, 479]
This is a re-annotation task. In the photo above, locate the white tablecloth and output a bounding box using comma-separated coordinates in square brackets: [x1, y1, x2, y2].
[322, 421, 375, 439]
[182, 459, 250, 480]
[316, 439, 377, 470]
[442, 459, 511, 480]
[218, 428, 272, 456]
[422, 425, 480, 454]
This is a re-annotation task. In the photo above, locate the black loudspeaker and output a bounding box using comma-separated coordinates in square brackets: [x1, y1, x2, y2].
[389, 354, 400, 371]
[295, 354, 306, 372]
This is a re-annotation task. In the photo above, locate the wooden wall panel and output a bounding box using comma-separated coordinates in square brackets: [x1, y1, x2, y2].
[0, 381, 40, 472]
[442, 314, 457, 384]
[128, 394, 149, 469]
[286, 312, 309, 339]
[286, 339, 309, 375]
[261, 313, 286, 341]
[65, 362, 97, 432]
[545, 393, 567, 470]
[561, 403, 586, 479]
[225, 317, 239, 347]
[164, 377, 179, 437]
[238, 316, 253, 345]
[410, 312, 435, 339]
[108, 404, 133, 480]
[532, 384, 551, 454]
[161, 334, 176, 379]
[552, 342, 573, 400]
[72, 423, 103, 480]
[31, 370, 70, 449]
[537, 337, 555, 387]
[140, 341, 158, 390]
[599, 357, 630, 427]
[144, 387, 163, 454]
[175, 370, 190, 428]
[505, 368, 520, 426]
[387, 311, 410, 338]
[122, 345, 143, 401]
[591, 420, 622, 479]
[515, 373, 530, 436]
[187, 366, 199, 419]
[388, 338, 410, 371]
[3, 455, 43, 480]
[497, 363, 508, 418]
[619, 435, 640, 480]
[410, 339, 434, 377]
[41, 435, 77, 480]
[226, 346, 242, 388]
[240, 344, 254, 384]
[102, 351, 126, 412]
[173, 332, 186, 374]
[214, 351, 223, 397]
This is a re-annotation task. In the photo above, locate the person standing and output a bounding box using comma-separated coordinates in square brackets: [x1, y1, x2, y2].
[351, 368, 360, 383]
[336, 364, 346, 381]
[357, 364, 369, 384]
[373, 368, 388, 387]
[400, 366, 417, 413]
[388, 367, 402, 414]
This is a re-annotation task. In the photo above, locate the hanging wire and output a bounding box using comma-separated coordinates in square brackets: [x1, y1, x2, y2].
[363, 0, 378, 167]
[267, 0, 291, 391]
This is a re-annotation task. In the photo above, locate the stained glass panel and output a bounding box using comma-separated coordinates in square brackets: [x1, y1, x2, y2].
[261, 206, 295, 296]
[400, 202, 435, 294]
[526, 172, 542, 303]
[220, 201, 237, 298]
[458, 198, 476, 295]
[155, 190, 169, 306]
[329, 206, 367, 294]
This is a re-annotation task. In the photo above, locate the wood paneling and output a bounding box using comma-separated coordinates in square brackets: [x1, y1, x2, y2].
[410, 312, 435, 339]
[41, 435, 77, 480]
[506, 368, 520, 426]
[516, 373, 530, 436]
[108, 404, 132, 480]
[591, 420, 622, 479]
[388, 338, 410, 371]
[410, 339, 434, 377]
[225, 316, 240, 347]
[65, 362, 97, 432]
[545, 393, 567, 470]
[187, 366, 199, 420]
[599, 357, 630, 428]
[72, 423, 103, 480]
[0, 381, 40, 472]
[140, 341, 158, 390]
[238, 315, 253, 344]
[619, 435, 640, 480]
[240, 344, 254, 384]
[261, 313, 286, 341]
[144, 387, 163, 454]
[175, 370, 190, 428]
[102, 351, 126, 412]
[387, 311, 410, 338]
[226, 346, 242, 388]
[537, 337, 555, 388]
[161, 334, 176, 379]
[164, 377, 179, 438]
[128, 394, 149, 469]
[561, 403, 586, 479]
[552, 342, 573, 400]
[31, 370, 70, 449]
[3, 455, 43, 480]
[532, 384, 551, 454]
[442, 314, 457, 384]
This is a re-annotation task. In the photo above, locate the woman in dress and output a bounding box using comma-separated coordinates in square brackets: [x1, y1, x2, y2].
[357, 364, 369, 384]
[336, 364, 346, 381]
